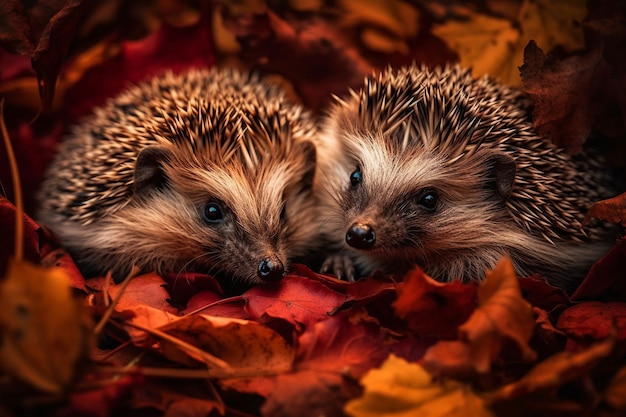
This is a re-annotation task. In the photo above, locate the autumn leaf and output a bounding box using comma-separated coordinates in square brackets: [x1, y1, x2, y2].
[423, 256, 536, 376]
[243, 275, 349, 330]
[583, 192, 626, 227]
[433, 0, 587, 85]
[0, 259, 92, 393]
[556, 302, 626, 346]
[571, 238, 626, 301]
[486, 336, 614, 403]
[432, 12, 520, 84]
[159, 315, 295, 378]
[393, 267, 476, 338]
[344, 355, 495, 417]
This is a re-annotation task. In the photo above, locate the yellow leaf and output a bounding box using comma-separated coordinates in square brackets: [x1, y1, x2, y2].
[432, 13, 521, 85]
[518, 0, 586, 54]
[344, 355, 495, 417]
[433, 0, 587, 85]
[0, 259, 92, 393]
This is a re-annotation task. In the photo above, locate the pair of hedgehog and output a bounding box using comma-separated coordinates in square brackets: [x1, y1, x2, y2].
[37, 65, 618, 291]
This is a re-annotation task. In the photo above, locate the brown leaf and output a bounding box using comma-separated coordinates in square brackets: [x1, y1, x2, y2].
[520, 40, 600, 153]
[583, 192, 626, 227]
[423, 256, 537, 377]
[393, 267, 476, 338]
[159, 315, 295, 377]
[486, 336, 614, 403]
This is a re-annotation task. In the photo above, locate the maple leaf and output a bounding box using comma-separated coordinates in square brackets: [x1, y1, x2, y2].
[422, 256, 537, 377]
[433, 0, 587, 85]
[344, 355, 495, 417]
[243, 274, 349, 330]
[393, 267, 476, 339]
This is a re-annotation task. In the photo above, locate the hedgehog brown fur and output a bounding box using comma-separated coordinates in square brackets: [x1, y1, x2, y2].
[316, 64, 618, 290]
[37, 67, 320, 284]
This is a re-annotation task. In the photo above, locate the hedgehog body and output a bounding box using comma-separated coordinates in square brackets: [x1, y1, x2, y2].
[38, 67, 320, 284]
[316, 64, 617, 290]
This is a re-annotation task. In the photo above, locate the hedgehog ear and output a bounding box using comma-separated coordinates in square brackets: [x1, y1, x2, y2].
[134, 146, 172, 196]
[487, 153, 516, 200]
[299, 141, 317, 192]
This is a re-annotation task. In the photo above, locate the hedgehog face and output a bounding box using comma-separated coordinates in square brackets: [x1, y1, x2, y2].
[120, 140, 319, 284]
[324, 131, 517, 277]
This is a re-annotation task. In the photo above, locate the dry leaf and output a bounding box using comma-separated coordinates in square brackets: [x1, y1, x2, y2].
[159, 315, 294, 378]
[0, 259, 91, 393]
[393, 267, 476, 338]
[583, 192, 626, 227]
[344, 355, 495, 417]
[423, 256, 536, 376]
[433, 0, 587, 85]
[486, 336, 614, 403]
[432, 12, 520, 84]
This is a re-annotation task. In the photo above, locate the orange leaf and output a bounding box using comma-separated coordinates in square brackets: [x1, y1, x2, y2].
[423, 256, 536, 376]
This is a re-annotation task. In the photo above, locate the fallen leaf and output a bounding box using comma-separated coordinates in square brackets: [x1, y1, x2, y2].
[486, 336, 614, 403]
[159, 315, 295, 378]
[0, 259, 92, 393]
[131, 379, 224, 417]
[243, 275, 348, 330]
[344, 355, 495, 417]
[39, 248, 87, 293]
[518, 275, 570, 313]
[0, 0, 34, 55]
[556, 302, 626, 347]
[583, 192, 626, 227]
[393, 267, 476, 338]
[296, 309, 414, 379]
[261, 370, 358, 417]
[108, 272, 178, 315]
[423, 256, 536, 376]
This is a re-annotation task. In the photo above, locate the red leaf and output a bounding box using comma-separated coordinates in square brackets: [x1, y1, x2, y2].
[571, 238, 626, 301]
[583, 192, 626, 227]
[296, 309, 415, 379]
[0, 0, 34, 55]
[556, 302, 626, 347]
[161, 271, 223, 308]
[519, 275, 570, 312]
[393, 268, 476, 338]
[40, 248, 86, 293]
[243, 275, 348, 330]
[64, 14, 216, 123]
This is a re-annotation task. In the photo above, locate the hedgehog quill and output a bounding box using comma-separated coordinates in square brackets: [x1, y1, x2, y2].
[37, 68, 320, 284]
[317, 64, 618, 290]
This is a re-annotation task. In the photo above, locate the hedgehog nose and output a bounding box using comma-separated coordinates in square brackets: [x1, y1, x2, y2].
[346, 223, 376, 249]
[258, 256, 285, 281]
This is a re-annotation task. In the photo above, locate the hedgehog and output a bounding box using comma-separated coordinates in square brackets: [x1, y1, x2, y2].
[315, 64, 618, 291]
[37, 67, 320, 284]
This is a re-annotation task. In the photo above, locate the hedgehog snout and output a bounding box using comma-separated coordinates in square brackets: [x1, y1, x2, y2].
[257, 255, 285, 281]
[346, 223, 376, 249]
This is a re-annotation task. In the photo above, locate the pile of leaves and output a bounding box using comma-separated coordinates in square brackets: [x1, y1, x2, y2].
[1, 0, 626, 416]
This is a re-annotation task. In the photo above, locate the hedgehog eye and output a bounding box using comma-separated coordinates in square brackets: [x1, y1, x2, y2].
[202, 202, 224, 224]
[418, 189, 438, 213]
[350, 166, 362, 188]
